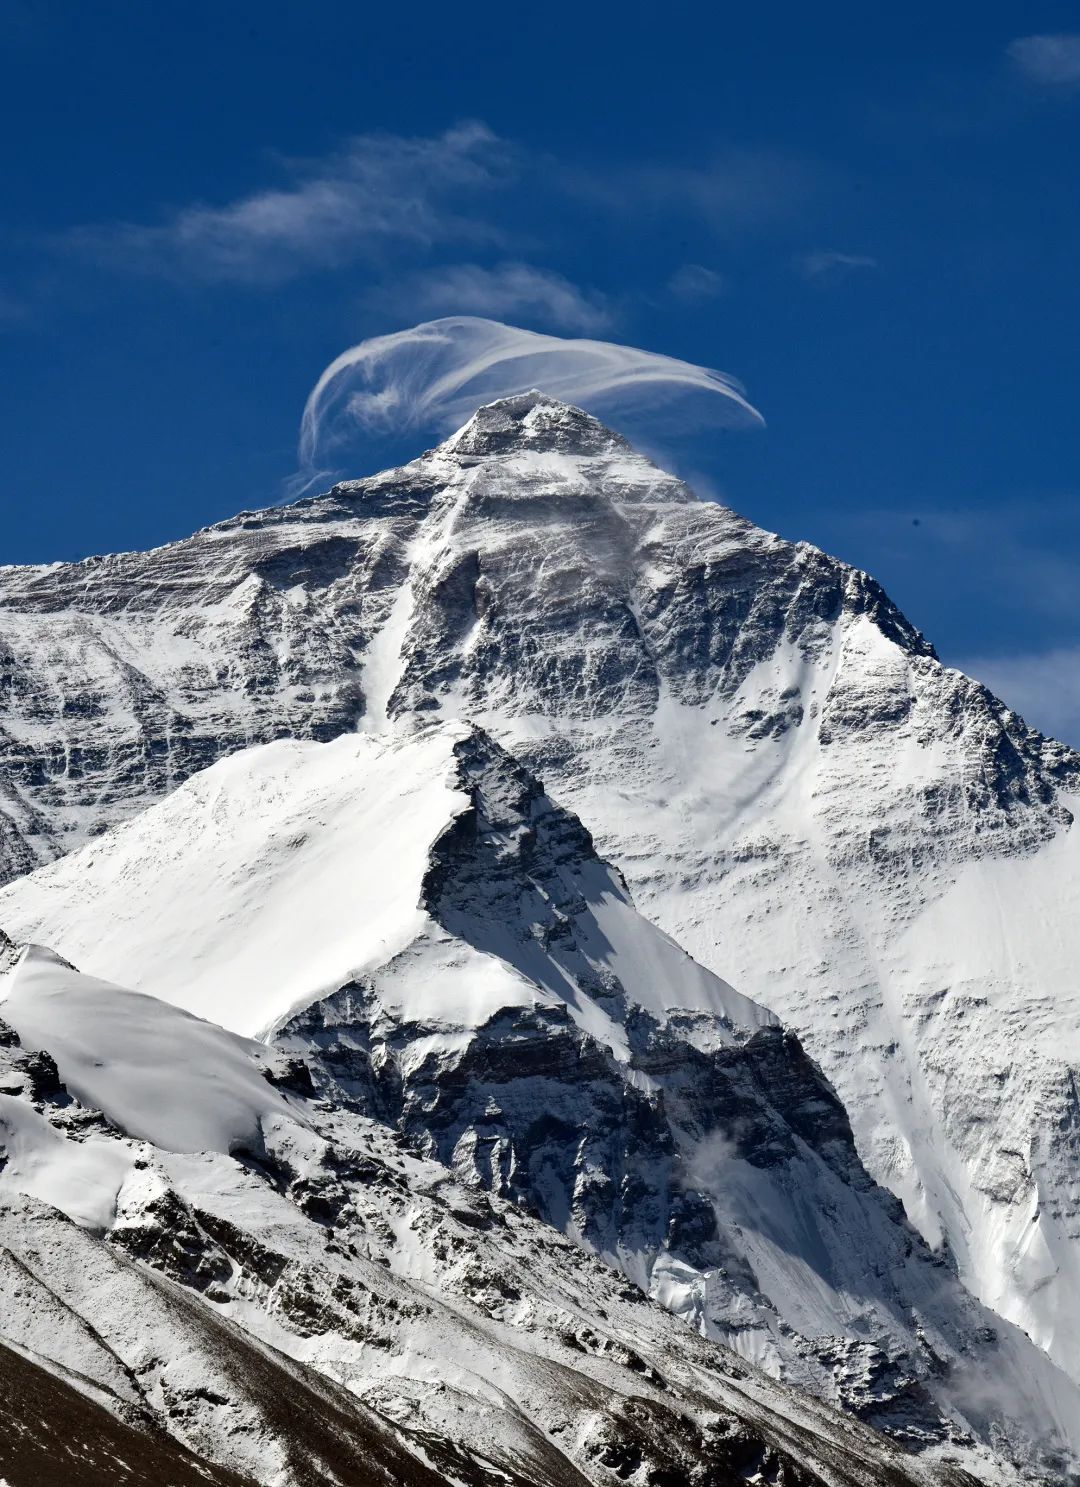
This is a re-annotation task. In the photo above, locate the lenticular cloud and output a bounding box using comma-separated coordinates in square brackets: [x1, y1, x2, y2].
[298, 316, 762, 474]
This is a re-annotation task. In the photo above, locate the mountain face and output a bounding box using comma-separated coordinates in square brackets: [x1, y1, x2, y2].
[0, 933, 985, 1487]
[0, 391, 1079, 1477]
[2, 392, 1078, 1390]
[1, 723, 1078, 1484]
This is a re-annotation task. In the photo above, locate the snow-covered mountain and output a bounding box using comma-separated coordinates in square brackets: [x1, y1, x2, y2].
[0, 928, 990, 1487]
[1, 722, 1078, 1483]
[1, 391, 1079, 1476]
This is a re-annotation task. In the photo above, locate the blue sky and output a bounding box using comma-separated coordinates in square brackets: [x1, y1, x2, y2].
[2, 1, 1079, 742]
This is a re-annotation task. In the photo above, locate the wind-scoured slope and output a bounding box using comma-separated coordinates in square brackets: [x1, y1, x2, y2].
[1, 726, 1077, 1481]
[1, 391, 1080, 1392]
[0, 941, 975, 1487]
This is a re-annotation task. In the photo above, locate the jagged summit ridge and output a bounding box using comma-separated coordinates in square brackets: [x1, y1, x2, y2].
[440, 388, 636, 458]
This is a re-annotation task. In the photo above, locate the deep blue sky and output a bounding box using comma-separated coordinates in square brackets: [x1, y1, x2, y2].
[2, 1, 1079, 740]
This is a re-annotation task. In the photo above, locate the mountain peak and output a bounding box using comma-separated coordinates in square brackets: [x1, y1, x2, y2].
[440, 389, 630, 458]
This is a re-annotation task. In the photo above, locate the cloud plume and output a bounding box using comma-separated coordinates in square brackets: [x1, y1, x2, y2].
[298, 316, 762, 475]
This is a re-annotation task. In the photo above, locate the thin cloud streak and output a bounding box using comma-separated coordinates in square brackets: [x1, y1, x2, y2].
[798, 250, 878, 282]
[367, 262, 611, 333]
[565, 147, 824, 232]
[667, 264, 726, 302]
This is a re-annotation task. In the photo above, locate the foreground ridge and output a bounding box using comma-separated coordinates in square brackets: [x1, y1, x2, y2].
[0, 928, 981, 1487]
[1, 725, 1077, 1482]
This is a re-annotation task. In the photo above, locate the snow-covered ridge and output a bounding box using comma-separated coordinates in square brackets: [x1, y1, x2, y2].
[0, 723, 771, 1048]
[0, 729, 468, 1037]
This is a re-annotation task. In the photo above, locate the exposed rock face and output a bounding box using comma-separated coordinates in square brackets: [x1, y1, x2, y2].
[1, 393, 1080, 1412]
[0, 947, 976, 1487]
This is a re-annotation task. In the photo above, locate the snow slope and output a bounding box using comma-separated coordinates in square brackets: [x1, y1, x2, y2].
[0, 730, 464, 1037]
[2, 944, 308, 1153]
[0, 724, 769, 1048]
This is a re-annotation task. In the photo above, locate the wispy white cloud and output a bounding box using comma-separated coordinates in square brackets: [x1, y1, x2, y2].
[64, 125, 823, 295]
[298, 315, 762, 476]
[1007, 34, 1080, 86]
[797, 250, 878, 282]
[67, 124, 513, 284]
[959, 646, 1080, 748]
[368, 262, 610, 332]
[667, 264, 726, 302]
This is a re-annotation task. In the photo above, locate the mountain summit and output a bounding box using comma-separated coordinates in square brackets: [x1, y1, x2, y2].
[440, 388, 636, 457]
[1, 397, 1080, 1435]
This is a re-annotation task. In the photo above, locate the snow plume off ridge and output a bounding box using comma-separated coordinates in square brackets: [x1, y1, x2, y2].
[298, 315, 763, 479]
